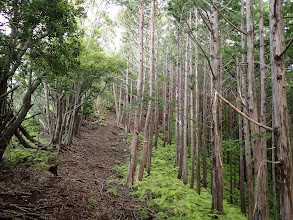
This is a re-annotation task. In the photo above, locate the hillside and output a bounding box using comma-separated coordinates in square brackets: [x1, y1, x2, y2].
[0, 112, 151, 219]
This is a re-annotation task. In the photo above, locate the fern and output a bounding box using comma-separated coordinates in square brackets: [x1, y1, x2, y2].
[113, 136, 247, 219]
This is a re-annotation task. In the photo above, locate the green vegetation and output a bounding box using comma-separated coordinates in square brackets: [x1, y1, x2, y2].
[114, 137, 247, 219]
[105, 188, 118, 196]
[3, 146, 56, 170]
[2, 116, 55, 169]
[87, 198, 98, 209]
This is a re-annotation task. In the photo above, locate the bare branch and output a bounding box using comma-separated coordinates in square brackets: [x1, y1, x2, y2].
[198, 9, 212, 33]
[278, 37, 293, 57]
[214, 89, 273, 131]
[210, 0, 247, 35]
[183, 19, 215, 78]
[0, 85, 19, 99]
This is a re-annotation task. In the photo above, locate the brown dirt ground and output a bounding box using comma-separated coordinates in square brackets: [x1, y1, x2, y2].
[0, 111, 153, 220]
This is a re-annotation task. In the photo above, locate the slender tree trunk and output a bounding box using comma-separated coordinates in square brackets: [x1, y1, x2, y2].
[237, 58, 246, 214]
[182, 33, 189, 185]
[228, 107, 233, 204]
[270, 1, 293, 218]
[239, 0, 254, 218]
[210, 0, 223, 212]
[137, 0, 155, 181]
[272, 131, 278, 220]
[177, 33, 184, 179]
[202, 59, 208, 188]
[44, 81, 53, 141]
[113, 82, 120, 124]
[125, 59, 130, 136]
[190, 11, 195, 189]
[126, 0, 144, 187]
[153, 37, 159, 148]
[175, 33, 182, 167]
[167, 65, 174, 145]
[258, 1, 269, 218]
[246, 0, 268, 218]
[194, 9, 201, 195]
[162, 48, 168, 147]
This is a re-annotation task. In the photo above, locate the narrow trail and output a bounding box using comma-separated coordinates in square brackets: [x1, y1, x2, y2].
[0, 111, 147, 219]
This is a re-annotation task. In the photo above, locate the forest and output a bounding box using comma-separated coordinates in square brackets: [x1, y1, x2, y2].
[0, 0, 292, 219]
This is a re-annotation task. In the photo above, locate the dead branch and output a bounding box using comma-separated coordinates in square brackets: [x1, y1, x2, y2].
[14, 130, 38, 149]
[278, 37, 293, 57]
[214, 89, 273, 131]
[210, 0, 247, 35]
[0, 85, 20, 99]
[183, 18, 215, 78]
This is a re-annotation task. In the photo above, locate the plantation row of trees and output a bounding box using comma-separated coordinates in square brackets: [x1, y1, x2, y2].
[111, 0, 293, 219]
[0, 0, 123, 157]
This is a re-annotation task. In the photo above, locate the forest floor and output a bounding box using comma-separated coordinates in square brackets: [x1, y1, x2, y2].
[0, 111, 151, 220]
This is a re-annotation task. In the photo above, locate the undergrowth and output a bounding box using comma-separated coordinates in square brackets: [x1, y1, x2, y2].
[2, 145, 57, 169]
[113, 134, 247, 219]
[1, 117, 55, 169]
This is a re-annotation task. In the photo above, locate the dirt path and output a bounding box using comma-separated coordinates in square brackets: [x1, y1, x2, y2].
[0, 111, 148, 219]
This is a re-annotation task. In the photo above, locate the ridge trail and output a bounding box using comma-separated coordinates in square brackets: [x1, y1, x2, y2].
[0, 111, 147, 219]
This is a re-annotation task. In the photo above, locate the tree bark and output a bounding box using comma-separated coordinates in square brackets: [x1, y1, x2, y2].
[270, 0, 293, 218]
[195, 9, 201, 195]
[0, 73, 45, 160]
[239, 0, 254, 218]
[210, 0, 223, 212]
[246, 0, 268, 218]
[258, 1, 269, 218]
[237, 58, 246, 214]
[126, 0, 144, 187]
[202, 59, 208, 188]
[182, 33, 189, 185]
[190, 11, 195, 189]
[137, 0, 155, 182]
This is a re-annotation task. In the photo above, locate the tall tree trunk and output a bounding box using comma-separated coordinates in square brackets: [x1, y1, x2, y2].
[210, 0, 223, 212]
[44, 81, 53, 141]
[269, 0, 293, 219]
[241, 0, 254, 218]
[190, 11, 195, 189]
[175, 33, 182, 167]
[228, 107, 233, 204]
[162, 48, 168, 147]
[137, 0, 155, 181]
[182, 33, 189, 185]
[177, 33, 184, 179]
[202, 59, 208, 188]
[167, 65, 174, 145]
[126, 0, 144, 187]
[124, 59, 130, 136]
[258, 1, 269, 218]
[195, 9, 201, 195]
[246, 0, 268, 218]
[237, 58, 246, 214]
[153, 37, 160, 148]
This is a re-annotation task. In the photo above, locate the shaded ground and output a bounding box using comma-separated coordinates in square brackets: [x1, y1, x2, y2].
[0, 111, 151, 219]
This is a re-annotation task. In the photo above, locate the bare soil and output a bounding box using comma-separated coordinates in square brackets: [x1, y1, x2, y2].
[0, 111, 151, 220]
